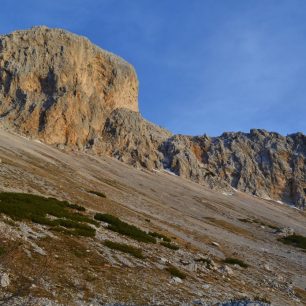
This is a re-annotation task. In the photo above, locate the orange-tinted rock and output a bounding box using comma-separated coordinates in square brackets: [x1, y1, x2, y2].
[0, 26, 138, 147]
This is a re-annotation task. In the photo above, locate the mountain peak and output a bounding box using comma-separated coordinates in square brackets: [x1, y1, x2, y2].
[0, 26, 138, 147]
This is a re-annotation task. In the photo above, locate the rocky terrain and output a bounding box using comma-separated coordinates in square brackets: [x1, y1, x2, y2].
[0, 27, 304, 208]
[89, 109, 305, 208]
[0, 128, 305, 305]
[0, 27, 305, 305]
[0, 26, 138, 147]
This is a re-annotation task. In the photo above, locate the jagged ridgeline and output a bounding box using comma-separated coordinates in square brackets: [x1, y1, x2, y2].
[0, 27, 305, 207]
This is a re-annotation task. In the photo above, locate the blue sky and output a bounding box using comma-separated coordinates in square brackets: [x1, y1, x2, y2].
[1, 0, 305, 136]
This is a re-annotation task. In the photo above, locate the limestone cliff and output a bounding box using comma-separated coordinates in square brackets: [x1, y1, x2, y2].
[0, 26, 138, 147]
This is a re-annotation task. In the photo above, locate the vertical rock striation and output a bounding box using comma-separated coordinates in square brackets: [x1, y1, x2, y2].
[0, 26, 138, 147]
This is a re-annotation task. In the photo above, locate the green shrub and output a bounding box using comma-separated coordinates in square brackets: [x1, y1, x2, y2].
[223, 257, 248, 268]
[0, 246, 5, 256]
[165, 265, 186, 279]
[160, 241, 179, 250]
[279, 234, 306, 250]
[104, 240, 144, 259]
[0, 192, 96, 237]
[88, 190, 106, 198]
[149, 231, 171, 242]
[66, 203, 86, 212]
[94, 213, 156, 243]
[94, 213, 121, 225]
[71, 227, 96, 237]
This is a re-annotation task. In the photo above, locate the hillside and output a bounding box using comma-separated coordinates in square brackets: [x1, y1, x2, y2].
[0, 129, 305, 305]
[0, 27, 305, 305]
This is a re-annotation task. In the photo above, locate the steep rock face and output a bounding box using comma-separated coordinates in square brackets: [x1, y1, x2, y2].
[165, 130, 306, 208]
[95, 110, 305, 208]
[0, 27, 138, 147]
[90, 108, 172, 170]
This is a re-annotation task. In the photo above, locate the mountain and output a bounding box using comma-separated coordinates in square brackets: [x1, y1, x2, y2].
[1, 27, 304, 208]
[0, 26, 138, 147]
[0, 26, 306, 305]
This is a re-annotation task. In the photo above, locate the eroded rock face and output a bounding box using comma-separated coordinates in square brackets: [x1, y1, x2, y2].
[93, 110, 305, 208]
[174, 130, 305, 208]
[0, 27, 304, 208]
[90, 108, 172, 170]
[0, 26, 138, 147]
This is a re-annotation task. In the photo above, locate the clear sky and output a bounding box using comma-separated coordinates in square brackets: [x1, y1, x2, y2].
[1, 0, 305, 136]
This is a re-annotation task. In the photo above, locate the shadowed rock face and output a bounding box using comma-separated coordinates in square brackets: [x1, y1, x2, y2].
[0, 26, 138, 147]
[92, 109, 305, 208]
[0, 27, 304, 208]
[165, 130, 306, 208]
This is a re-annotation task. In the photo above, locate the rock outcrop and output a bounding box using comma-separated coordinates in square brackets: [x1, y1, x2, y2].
[0, 26, 138, 147]
[91, 109, 305, 208]
[0, 27, 305, 208]
[163, 130, 305, 208]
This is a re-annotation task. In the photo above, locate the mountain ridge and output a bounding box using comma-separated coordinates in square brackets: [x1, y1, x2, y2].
[0, 26, 305, 208]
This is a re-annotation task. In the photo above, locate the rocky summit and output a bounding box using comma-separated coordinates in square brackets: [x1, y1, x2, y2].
[0, 27, 305, 208]
[0, 26, 138, 147]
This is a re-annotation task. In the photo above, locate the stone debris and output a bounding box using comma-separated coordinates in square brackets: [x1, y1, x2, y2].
[274, 227, 295, 237]
[0, 273, 10, 288]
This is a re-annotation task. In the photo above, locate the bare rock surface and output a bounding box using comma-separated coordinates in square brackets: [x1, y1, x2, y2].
[0, 26, 138, 147]
[162, 130, 306, 208]
[92, 109, 305, 208]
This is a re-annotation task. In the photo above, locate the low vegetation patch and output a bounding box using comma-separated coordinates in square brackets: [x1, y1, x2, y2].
[0, 246, 5, 256]
[94, 213, 156, 243]
[279, 234, 306, 250]
[149, 231, 171, 242]
[160, 241, 179, 250]
[104, 240, 144, 259]
[0, 192, 97, 237]
[223, 257, 249, 268]
[238, 218, 252, 223]
[66, 203, 86, 212]
[165, 265, 186, 279]
[88, 190, 106, 198]
[238, 218, 280, 231]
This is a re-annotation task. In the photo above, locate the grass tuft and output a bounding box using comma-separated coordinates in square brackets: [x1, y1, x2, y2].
[223, 257, 249, 268]
[104, 240, 144, 259]
[165, 265, 186, 279]
[278, 234, 306, 250]
[94, 213, 156, 243]
[149, 231, 171, 242]
[0, 246, 5, 256]
[160, 241, 179, 250]
[66, 203, 86, 212]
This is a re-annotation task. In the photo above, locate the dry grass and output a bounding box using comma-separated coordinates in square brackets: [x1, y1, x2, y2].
[204, 217, 253, 238]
